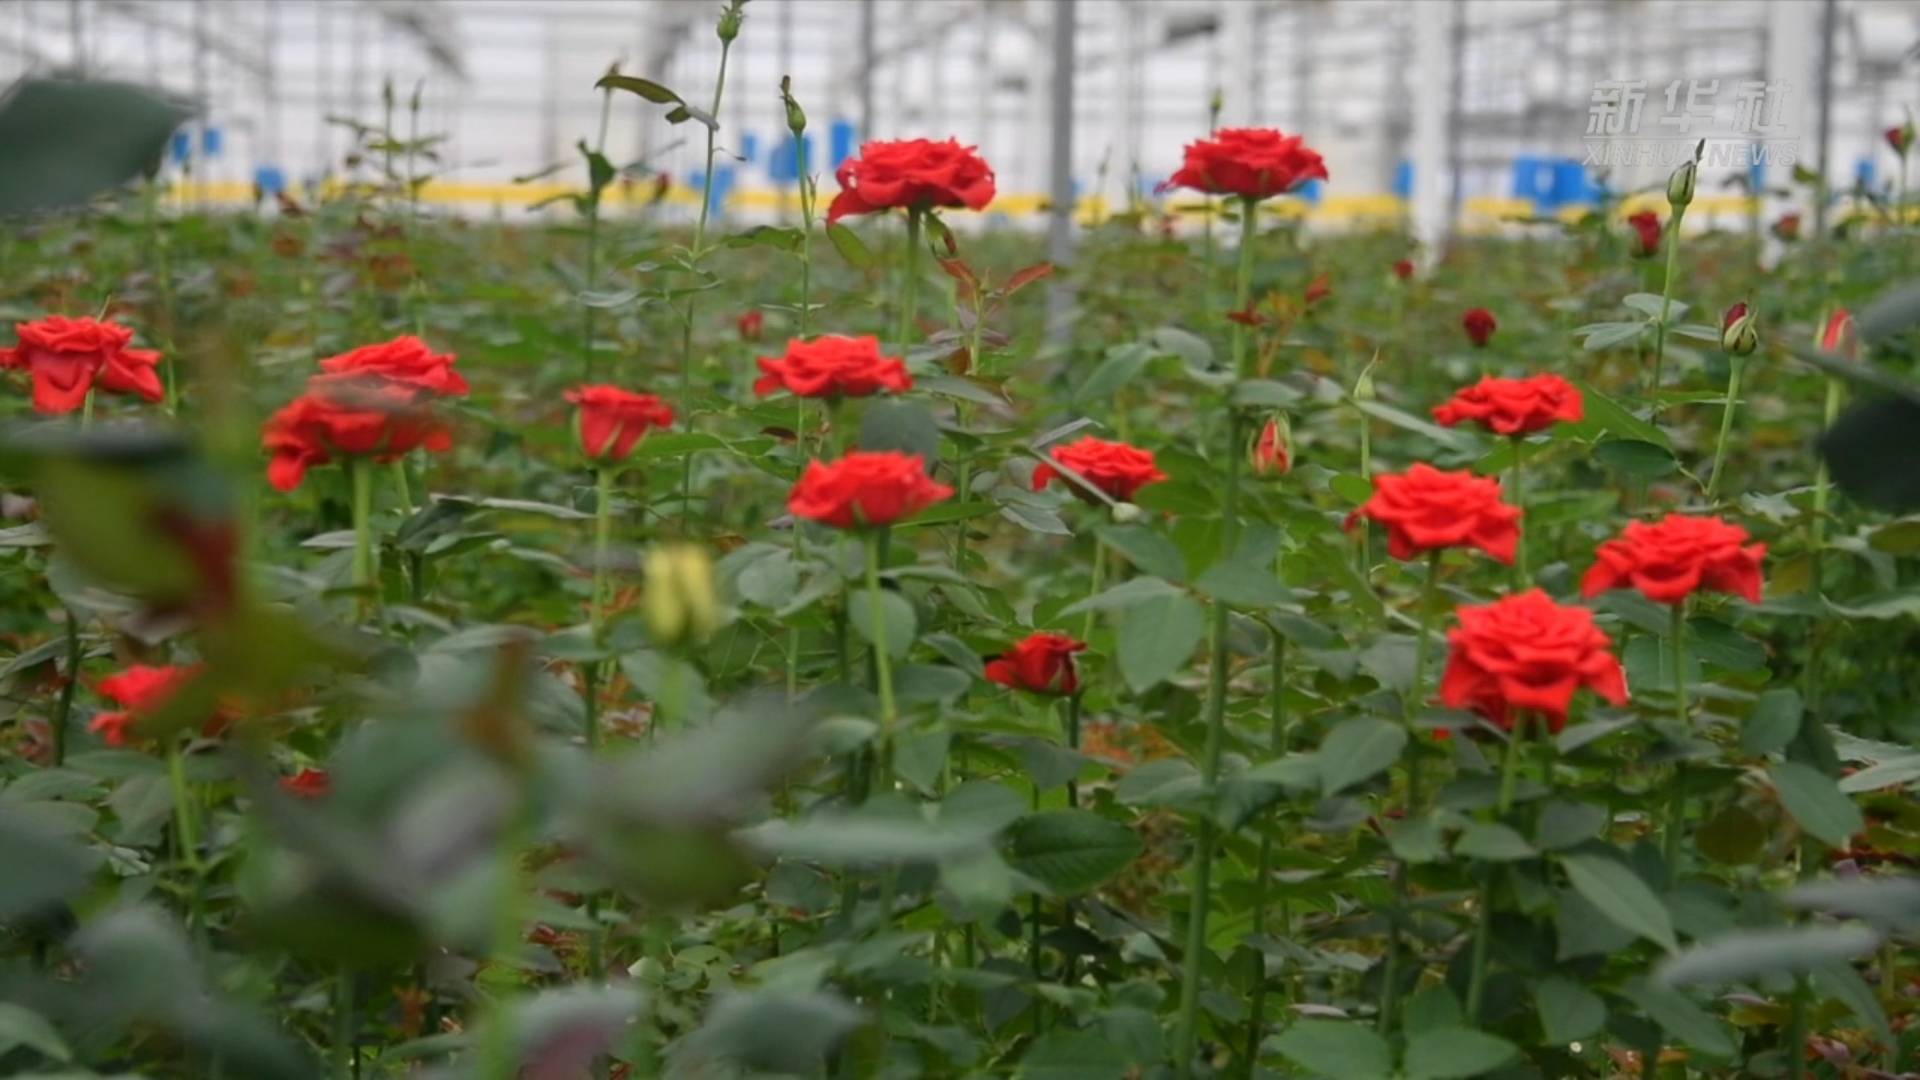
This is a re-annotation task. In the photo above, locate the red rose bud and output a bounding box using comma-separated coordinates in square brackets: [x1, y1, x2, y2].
[1888, 123, 1915, 155]
[1346, 463, 1521, 565]
[89, 664, 199, 747]
[1627, 210, 1662, 258]
[1820, 309, 1858, 360]
[1461, 307, 1497, 347]
[1033, 436, 1168, 504]
[1439, 589, 1628, 733]
[564, 385, 675, 463]
[1249, 415, 1292, 478]
[985, 632, 1087, 695]
[754, 335, 910, 399]
[1163, 127, 1328, 201]
[1432, 374, 1583, 436]
[0, 315, 164, 414]
[827, 139, 996, 223]
[1771, 213, 1801, 242]
[1304, 274, 1331, 305]
[788, 450, 954, 529]
[1392, 259, 1415, 282]
[281, 768, 331, 798]
[1721, 303, 1759, 356]
[737, 309, 765, 342]
[1580, 513, 1766, 606]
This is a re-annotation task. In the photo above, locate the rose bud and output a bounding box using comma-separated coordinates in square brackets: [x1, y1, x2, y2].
[780, 76, 807, 135]
[1666, 155, 1697, 210]
[1721, 303, 1759, 356]
[643, 544, 719, 646]
[1249, 414, 1292, 478]
[1888, 123, 1915, 156]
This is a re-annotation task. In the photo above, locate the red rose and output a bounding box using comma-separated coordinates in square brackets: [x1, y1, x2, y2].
[1628, 210, 1662, 258]
[1346, 463, 1521, 564]
[316, 335, 468, 397]
[1462, 308, 1497, 348]
[564, 385, 675, 463]
[0, 315, 163, 414]
[1393, 259, 1415, 282]
[737, 309, 765, 342]
[1579, 513, 1766, 606]
[1033, 437, 1168, 504]
[1888, 125, 1915, 155]
[280, 767, 331, 798]
[826, 138, 996, 223]
[1432, 374, 1584, 436]
[985, 632, 1087, 695]
[90, 664, 196, 747]
[1820, 309, 1857, 360]
[1249, 415, 1291, 478]
[1304, 274, 1332, 305]
[754, 335, 912, 400]
[1771, 213, 1801, 242]
[1439, 589, 1628, 732]
[262, 380, 453, 492]
[1164, 127, 1328, 200]
[788, 450, 954, 529]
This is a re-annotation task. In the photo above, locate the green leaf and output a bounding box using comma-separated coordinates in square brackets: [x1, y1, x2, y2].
[595, 74, 683, 104]
[1593, 439, 1677, 478]
[1558, 852, 1677, 952]
[677, 989, 862, 1073]
[0, 77, 194, 215]
[1454, 822, 1536, 861]
[1271, 1020, 1392, 1080]
[858, 399, 942, 464]
[1116, 593, 1205, 693]
[825, 221, 876, 270]
[1656, 924, 1880, 987]
[1838, 754, 1920, 793]
[1354, 400, 1480, 454]
[0, 1002, 71, 1062]
[1002, 809, 1142, 895]
[1016, 1030, 1131, 1079]
[1740, 688, 1802, 755]
[1316, 716, 1406, 795]
[1057, 576, 1181, 615]
[1770, 762, 1864, 847]
[1820, 397, 1920, 512]
[1401, 1027, 1519, 1079]
[1097, 525, 1187, 582]
[849, 589, 917, 659]
[1533, 976, 1605, 1044]
[1575, 381, 1670, 447]
[1621, 980, 1735, 1057]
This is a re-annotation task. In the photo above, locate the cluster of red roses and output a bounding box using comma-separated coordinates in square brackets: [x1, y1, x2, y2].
[1344, 372, 1766, 732]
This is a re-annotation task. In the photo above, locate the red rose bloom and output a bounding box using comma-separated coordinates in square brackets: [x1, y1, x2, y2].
[826, 138, 996, 223]
[1771, 213, 1801, 242]
[1164, 127, 1328, 200]
[1346, 464, 1521, 564]
[1628, 210, 1662, 258]
[564, 385, 675, 463]
[1304, 274, 1332, 305]
[262, 380, 453, 492]
[1579, 513, 1766, 606]
[1393, 259, 1415, 282]
[280, 768, 331, 798]
[753, 335, 912, 400]
[1250, 416, 1291, 478]
[1432, 374, 1584, 436]
[316, 335, 468, 397]
[1462, 308, 1497, 348]
[1439, 589, 1629, 732]
[1033, 437, 1168, 504]
[0, 315, 163, 414]
[788, 450, 954, 529]
[737, 309, 765, 342]
[90, 664, 196, 747]
[1820, 309, 1858, 360]
[985, 632, 1087, 695]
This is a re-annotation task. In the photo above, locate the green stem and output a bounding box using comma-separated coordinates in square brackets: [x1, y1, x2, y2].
[479, 813, 530, 1080]
[51, 612, 80, 766]
[167, 742, 201, 867]
[349, 459, 375, 597]
[863, 530, 896, 790]
[1662, 603, 1690, 873]
[1081, 536, 1106, 644]
[898, 208, 923, 350]
[582, 81, 614, 382]
[332, 968, 356, 1080]
[677, 28, 736, 524]
[1650, 207, 1686, 398]
[1381, 550, 1442, 1034]
[1243, 606, 1290, 1071]
[1175, 197, 1259, 1080]
[591, 466, 614, 636]
[1704, 356, 1745, 504]
[1508, 437, 1526, 586]
[81, 388, 95, 428]
[1465, 716, 1528, 1025]
[1063, 693, 1082, 809]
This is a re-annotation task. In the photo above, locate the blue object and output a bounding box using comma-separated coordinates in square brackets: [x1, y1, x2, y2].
[768, 132, 813, 184]
[1513, 156, 1599, 212]
[1392, 160, 1413, 198]
[254, 165, 286, 195]
[201, 125, 222, 157]
[740, 131, 760, 165]
[1293, 178, 1323, 205]
[170, 130, 191, 164]
[1748, 159, 1764, 196]
[688, 164, 738, 212]
[1856, 157, 1876, 188]
[829, 119, 857, 169]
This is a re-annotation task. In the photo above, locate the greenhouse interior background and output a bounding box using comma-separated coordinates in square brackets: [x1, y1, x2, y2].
[7, 0, 1918, 252]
